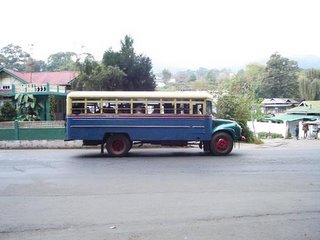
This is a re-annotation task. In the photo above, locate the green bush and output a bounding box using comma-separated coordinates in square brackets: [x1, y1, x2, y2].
[257, 132, 283, 139]
[271, 133, 283, 138]
[0, 102, 17, 121]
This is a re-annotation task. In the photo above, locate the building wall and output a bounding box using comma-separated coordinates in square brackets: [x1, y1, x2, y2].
[248, 120, 287, 137]
[247, 120, 316, 139]
[0, 72, 24, 85]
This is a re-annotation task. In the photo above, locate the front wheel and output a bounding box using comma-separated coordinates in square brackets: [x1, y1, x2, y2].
[106, 134, 131, 157]
[210, 132, 233, 156]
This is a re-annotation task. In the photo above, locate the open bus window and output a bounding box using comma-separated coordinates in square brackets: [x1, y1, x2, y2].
[163, 103, 174, 114]
[176, 103, 190, 114]
[72, 103, 84, 114]
[146, 103, 161, 114]
[86, 103, 100, 114]
[206, 101, 212, 115]
[133, 103, 145, 114]
[192, 103, 203, 115]
[102, 103, 116, 114]
[118, 103, 131, 114]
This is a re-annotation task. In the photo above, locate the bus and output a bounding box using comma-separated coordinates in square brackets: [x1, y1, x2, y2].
[65, 91, 245, 156]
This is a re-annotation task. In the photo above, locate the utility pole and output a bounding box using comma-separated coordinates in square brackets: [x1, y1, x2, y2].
[27, 43, 34, 83]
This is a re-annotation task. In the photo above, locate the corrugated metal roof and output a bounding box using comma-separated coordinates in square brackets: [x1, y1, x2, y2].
[268, 114, 319, 122]
[262, 98, 299, 105]
[286, 101, 320, 114]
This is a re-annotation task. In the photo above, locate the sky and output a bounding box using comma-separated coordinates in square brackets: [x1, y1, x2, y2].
[1, 0, 320, 72]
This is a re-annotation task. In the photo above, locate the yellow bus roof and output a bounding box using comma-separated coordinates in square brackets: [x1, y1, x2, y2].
[67, 91, 213, 100]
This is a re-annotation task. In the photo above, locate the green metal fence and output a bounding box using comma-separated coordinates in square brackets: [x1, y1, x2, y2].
[0, 121, 65, 140]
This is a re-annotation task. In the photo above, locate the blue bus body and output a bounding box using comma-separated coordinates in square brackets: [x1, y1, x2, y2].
[66, 114, 213, 142]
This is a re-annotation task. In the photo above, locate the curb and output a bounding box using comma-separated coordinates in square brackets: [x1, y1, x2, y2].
[0, 140, 83, 149]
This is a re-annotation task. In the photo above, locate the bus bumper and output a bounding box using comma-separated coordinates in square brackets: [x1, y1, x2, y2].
[240, 136, 246, 142]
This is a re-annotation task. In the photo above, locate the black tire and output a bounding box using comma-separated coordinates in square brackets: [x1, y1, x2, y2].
[210, 132, 233, 156]
[105, 134, 131, 157]
[202, 141, 211, 153]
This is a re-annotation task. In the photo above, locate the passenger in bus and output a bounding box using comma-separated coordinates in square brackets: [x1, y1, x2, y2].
[135, 105, 145, 114]
[118, 103, 130, 114]
[103, 104, 115, 114]
[192, 104, 203, 114]
[177, 104, 184, 114]
[184, 104, 190, 114]
[86, 107, 92, 114]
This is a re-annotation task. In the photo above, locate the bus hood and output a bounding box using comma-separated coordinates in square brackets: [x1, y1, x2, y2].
[212, 118, 244, 141]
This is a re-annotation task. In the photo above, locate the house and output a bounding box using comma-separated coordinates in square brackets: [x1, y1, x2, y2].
[264, 100, 320, 138]
[261, 98, 300, 115]
[286, 101, 320, 116]
[0, 68, 79, 120]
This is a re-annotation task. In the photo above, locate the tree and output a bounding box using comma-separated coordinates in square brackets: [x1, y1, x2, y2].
[0, 102, 17, 121]
[73, 54, 126, 91]
[46, 52, 77, 71]
[25, 57, 46, 72]
[15, 93, 43, 121]
[189, 73, 197, 82]
[72, 54, 99, 90]
[162, 69, 172, 83]
[242, 63, 265, 98]
[191, 79, 210, 90]
[102, 35, 156, 91]
[215, 94, 253, 142]
[299, 69, 320, 100]
[206, 70, 218, 90]
[261, 53, 299, 98]
[86, 66, 126, 91]
[0, 44, 30, 71]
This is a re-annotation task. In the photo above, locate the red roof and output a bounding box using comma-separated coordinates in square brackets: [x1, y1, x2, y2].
[5, 69, 79, 85]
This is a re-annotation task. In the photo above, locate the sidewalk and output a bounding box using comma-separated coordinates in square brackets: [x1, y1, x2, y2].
[241, 137, 320, 150]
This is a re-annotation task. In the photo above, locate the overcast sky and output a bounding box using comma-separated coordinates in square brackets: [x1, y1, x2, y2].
[1, 0, 320, 71]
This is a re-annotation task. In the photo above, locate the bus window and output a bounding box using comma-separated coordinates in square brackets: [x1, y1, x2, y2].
[183, 103, 190, 114]
[206, 101, 212, 115]
[86, 103, 100, 114]
[72, 103, 84, 114]
[192, 103, 203, 115]
[163, 103, 174, 114]
[176, 103, 183, 114]
[102, 103, 115, 114]
[118, 103, 131, 114]
[146, 103, 161, 114]
[153, 103, 161, 114]
[176, 103, 190, 114]
[133, 103, 145, 114]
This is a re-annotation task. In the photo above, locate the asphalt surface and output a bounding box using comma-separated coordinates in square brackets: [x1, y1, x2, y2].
[0, 139, 319, 240]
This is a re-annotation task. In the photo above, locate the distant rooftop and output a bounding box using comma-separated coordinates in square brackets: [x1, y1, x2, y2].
[286, 101, 320, 115]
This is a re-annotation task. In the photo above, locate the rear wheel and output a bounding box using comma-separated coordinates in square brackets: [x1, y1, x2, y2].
[210, 132, 233, 156]
[106, 134, 131, 157]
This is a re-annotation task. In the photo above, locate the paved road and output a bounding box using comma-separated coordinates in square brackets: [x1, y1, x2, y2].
[0, 140, 320, 240]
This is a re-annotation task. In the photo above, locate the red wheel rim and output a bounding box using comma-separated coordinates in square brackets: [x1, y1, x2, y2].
[111, 139, 125, 154]
[215, 137, 230, 152]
